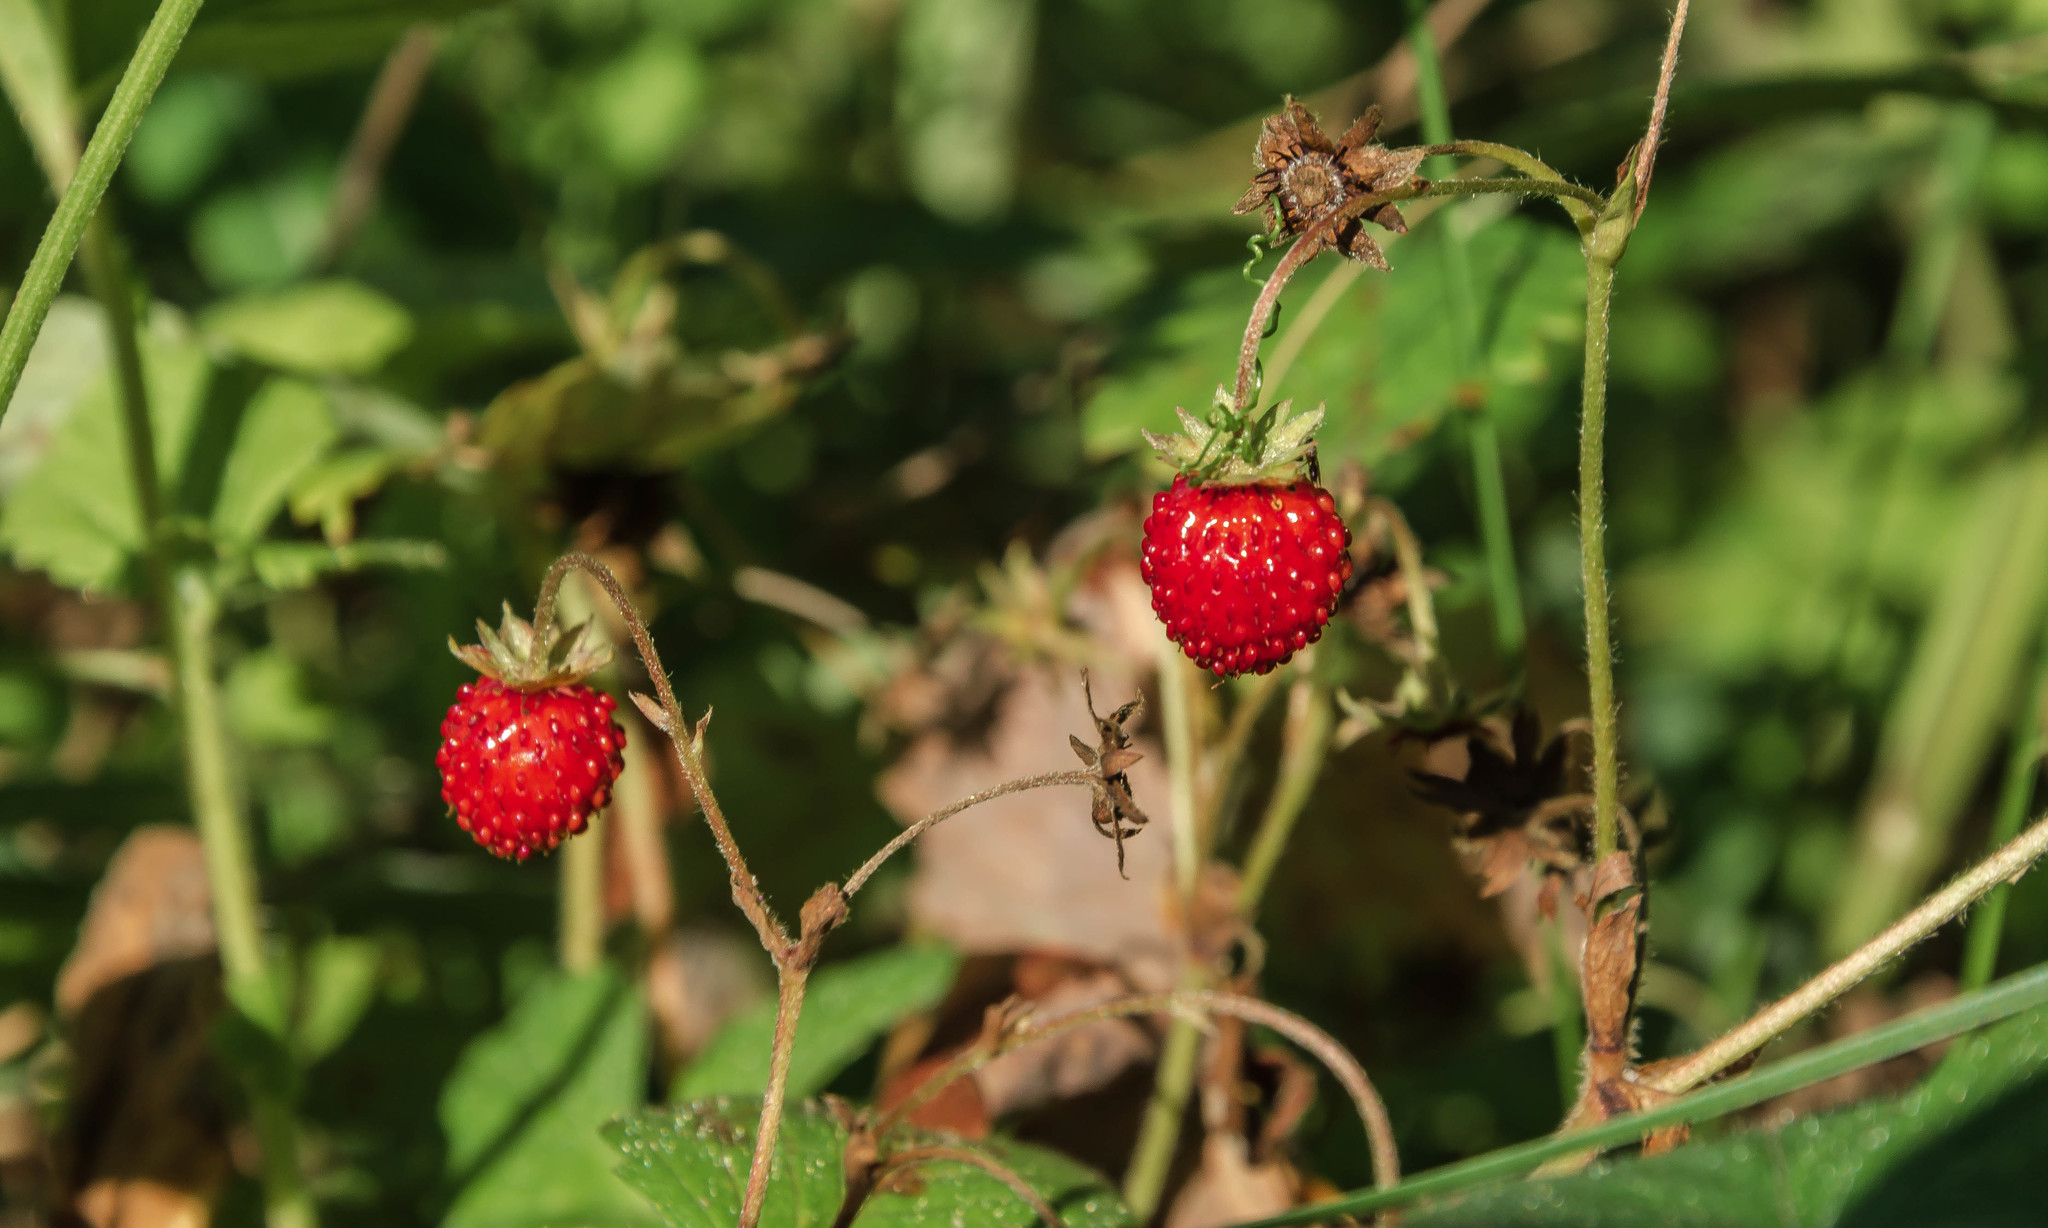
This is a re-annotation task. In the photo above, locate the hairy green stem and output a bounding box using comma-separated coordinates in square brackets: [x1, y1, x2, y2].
[1580, 214, 1626, 862]
[1231, 960, 2048, 1226]
[1418, 174, 1607, 216]
[1961, 632, 2048, 991]
[0, 0, 206, 422]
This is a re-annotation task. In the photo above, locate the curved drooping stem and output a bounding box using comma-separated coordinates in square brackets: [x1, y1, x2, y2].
[534, 553, 787, 953]
[843, 770, 1109, 898]
[879, 990, 1401, 1199]
[1232, 170, 1607, 413]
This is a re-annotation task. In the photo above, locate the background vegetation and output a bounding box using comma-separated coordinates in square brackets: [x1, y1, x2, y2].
[5, 0, 2048, 1224]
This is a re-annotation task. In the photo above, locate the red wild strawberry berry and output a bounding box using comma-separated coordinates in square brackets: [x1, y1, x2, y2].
[437, 679, 625, 860]
[439, 603, 626, 860]
[1141, 475, 1352, 677]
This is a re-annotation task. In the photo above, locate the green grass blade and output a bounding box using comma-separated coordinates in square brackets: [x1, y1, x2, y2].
[1229, 961, 2048, 1226]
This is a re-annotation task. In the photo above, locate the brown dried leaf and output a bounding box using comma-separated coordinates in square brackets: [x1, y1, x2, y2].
[882, 666, 1181, 991]
[54, 828, 229, 1228]
[973, 966, 1155, 1118]
[56, 828, 216, 1019]
[1164, 1133, 1297, 1228]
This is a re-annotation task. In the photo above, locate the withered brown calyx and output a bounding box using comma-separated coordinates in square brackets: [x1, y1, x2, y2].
[1069, 672, 1150, 878]
[1233, 98, 1428, 272]
[1410, 708, 1590, 899]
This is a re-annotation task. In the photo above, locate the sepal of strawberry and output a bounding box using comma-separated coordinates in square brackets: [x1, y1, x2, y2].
[1142, 389, 1324, 486]
[447, 602, 612, 691]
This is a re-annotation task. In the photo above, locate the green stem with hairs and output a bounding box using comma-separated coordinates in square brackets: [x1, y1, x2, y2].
[1580, 187, 1631, 862]
[1407, 0, 1526, 663]
[0, 0, 207, 422]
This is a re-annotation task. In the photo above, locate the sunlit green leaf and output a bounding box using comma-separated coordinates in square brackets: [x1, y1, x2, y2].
[0, 314, 211, 592]
[607, 1098, 1135, 1228]
[211, 377, 338, 544]
[677, 944, 959, 1102]
[442, 964, 660, 1228]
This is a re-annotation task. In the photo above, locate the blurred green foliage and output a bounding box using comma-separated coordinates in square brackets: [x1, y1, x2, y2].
[7, 0, 2048, 1223]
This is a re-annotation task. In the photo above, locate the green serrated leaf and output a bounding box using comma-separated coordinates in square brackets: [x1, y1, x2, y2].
[606, 1098, 1134, 1228]
[1405, 1006, 2048, 1228]
[202, 280, 414, 376]
[442, 963, 660, 1228]
[211, 377, 339, 544]
[676, 944, 959, 1102]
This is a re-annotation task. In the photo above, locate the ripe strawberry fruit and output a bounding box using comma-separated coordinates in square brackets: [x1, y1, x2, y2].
[437, 606, 626, 860]
[1141, 397, 1351, 677]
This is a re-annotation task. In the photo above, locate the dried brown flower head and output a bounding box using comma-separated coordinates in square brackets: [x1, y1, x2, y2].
[1410, 708, 1591, 899]
[1233, 99, 1428, 271]
[1069, 671, 1150, 877]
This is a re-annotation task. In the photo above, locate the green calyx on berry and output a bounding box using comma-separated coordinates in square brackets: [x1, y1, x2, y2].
[447, 603, 613, 692]
[1142, 387, 1325, 486]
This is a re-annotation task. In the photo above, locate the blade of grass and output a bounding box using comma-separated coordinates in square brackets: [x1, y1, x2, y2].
[0, 0, 207, 423]
[1229, 960, 2048, 1226]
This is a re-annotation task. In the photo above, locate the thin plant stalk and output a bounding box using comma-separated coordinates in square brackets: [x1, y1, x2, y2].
[172, 573, 317, 1228]
[1123, 640, 1209, 1218]
[1233, 960, 2048, 1227]
[744, 969, 811, 1224]
[558, 820, 605, 974]
[1123, 1008, 1203, 1219]
[1579, 227, 1625, 863]
[0, 0, 207, 421]
[1960, 630, 2048, 991]
[1406, 0, 1526, 663]
[1543, 917, 1584, 1111]
[1236, 679, 1334, 916]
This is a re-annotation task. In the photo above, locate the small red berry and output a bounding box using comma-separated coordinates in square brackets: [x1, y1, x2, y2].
[438, 605, 626, 860]
[437, 679, 625, 860]
[1140, 475, 1352, 677]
